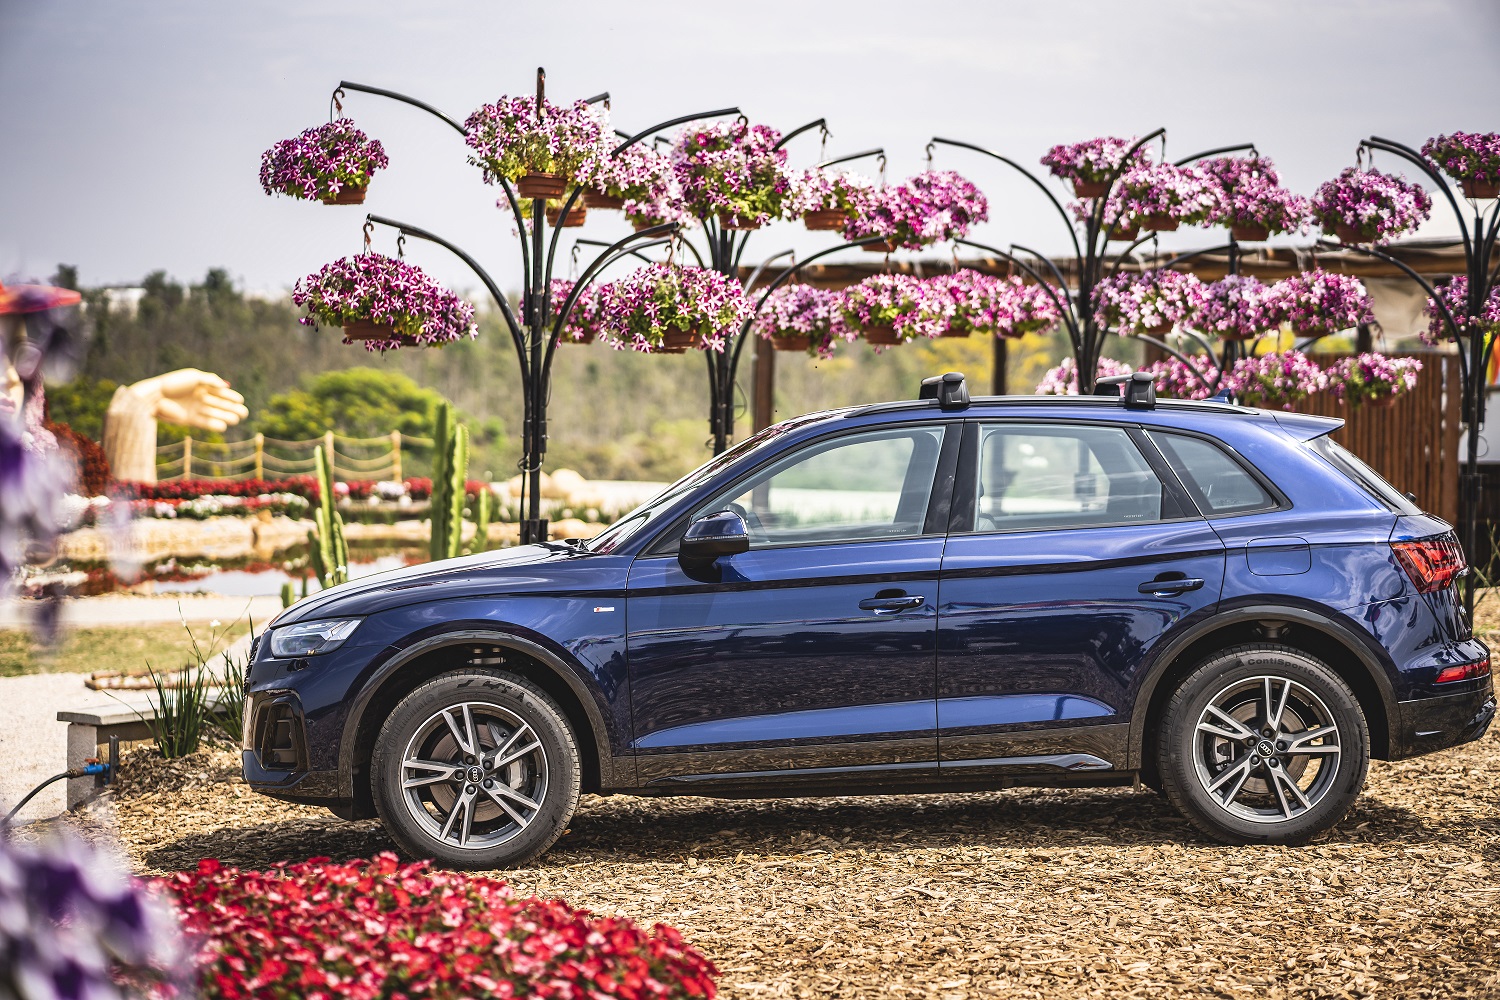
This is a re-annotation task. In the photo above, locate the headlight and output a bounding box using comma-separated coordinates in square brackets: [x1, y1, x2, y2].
[269, 618, 362, 658]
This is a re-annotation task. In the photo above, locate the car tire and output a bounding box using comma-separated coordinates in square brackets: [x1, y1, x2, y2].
[371, 669, 581, 869]
[1157, 644, 1369, 846]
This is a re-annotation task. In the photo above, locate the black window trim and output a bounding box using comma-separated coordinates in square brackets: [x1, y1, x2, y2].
[639, 421, 962, 558]
[1142, 427, 1290, 519]
[948, 417, 1203, 536]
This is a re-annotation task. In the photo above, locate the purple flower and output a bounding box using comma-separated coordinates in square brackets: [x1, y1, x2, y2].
[1421, 132, 1500, 188]
[1041, 137, 1150, 187]
[1035, 356, 1135, 395]
[836, 274, 956, 345]
[670, 120, 790, 227]
[751, 284, 850, 357]
[1272, 269, 1374, 339]
[463, 96, 607, 186]
[292, 254, 478, 352]
[1312, 167, 1432, 243]
[1143, 353, 1222, 400]
[844, 171, 988, 250]
[593, 264, 752, 352]
[1092, 270, 1203, 334]
[1423, 275, 1500, 344]
[1114, 162, 1220, 226]
[1198, 156, 1311, 235]
[259, 119, 388, 202]
[1230, 350, 1328, 409]
[1326, 353, 1422, 403]
[785, 167, 876, 217]
[1189, 275, 1284, 340]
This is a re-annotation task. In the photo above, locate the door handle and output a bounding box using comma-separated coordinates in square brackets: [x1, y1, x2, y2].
[1138, 577, 1205, 596]
[859, 595, 925, 614]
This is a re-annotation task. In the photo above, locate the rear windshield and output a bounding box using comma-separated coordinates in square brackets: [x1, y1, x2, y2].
[1308, 436, 1421, 514]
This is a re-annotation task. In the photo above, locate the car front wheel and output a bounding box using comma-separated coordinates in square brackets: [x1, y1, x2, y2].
[371, 670, 581, 869]
[1157, 644, 1370, 845]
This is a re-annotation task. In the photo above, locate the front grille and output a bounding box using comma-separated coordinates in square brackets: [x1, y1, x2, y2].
[252, 699, 307, 771]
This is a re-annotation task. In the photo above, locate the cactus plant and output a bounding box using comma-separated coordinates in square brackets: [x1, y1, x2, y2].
[308, 445, 350, 589]
[280, 581, 296, 609]
[429, 402, 470, 562]
[468, 486, 492, 555]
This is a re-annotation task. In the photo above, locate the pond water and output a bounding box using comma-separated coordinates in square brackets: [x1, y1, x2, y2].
[152, 554, 417, 598]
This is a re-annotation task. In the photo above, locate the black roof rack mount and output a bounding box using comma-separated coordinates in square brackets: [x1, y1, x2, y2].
[919, 372, 970, 411]
[1094, 371, 1158, 410]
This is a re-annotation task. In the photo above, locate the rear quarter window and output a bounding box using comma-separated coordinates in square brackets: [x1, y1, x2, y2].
[1147, 431, 1279, 516]
[1307, 436, 1421, 514]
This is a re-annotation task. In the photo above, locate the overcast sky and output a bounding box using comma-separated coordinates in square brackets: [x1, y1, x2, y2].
[2, 0, 1497, 297]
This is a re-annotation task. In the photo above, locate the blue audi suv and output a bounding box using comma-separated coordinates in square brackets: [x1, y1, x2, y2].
[244, 372, 1495, 868]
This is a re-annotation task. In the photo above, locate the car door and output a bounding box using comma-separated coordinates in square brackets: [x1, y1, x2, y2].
[626, 422, 959, 786]
[935, 419, 1225, 774]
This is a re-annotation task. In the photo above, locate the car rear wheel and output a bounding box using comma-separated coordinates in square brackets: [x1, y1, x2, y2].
[371, 670, 580, 869]
[1157, 644, 1369, 845]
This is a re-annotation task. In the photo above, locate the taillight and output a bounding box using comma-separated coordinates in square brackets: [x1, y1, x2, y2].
[1435, 658, 1491, 684]
[1391, 536, 1467, 594]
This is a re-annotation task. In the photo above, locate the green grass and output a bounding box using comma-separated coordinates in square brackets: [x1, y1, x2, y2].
[0, 621, 253, 678]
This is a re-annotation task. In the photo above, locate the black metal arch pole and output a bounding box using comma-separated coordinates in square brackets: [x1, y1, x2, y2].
[1325, 135, 1499, 612]
[335, 68, 735, 542]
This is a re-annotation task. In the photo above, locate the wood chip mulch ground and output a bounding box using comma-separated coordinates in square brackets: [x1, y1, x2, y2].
[63, 726, 1500, 999]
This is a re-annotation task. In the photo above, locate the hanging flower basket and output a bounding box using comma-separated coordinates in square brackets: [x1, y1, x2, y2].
[260, 119, 389, 205]
[1108, 225, 1140, 242]
[583, 190, 626, 210]
[1199, 155, 1311, 240]
[1231, 224, 1270, 242]
[1327, 354, 1421, 407]
[838, 274, 956, 345]
[293, 254, 477, 353]
[593, 264, 750, 354]
[464, 96, 606, 193]
[535, 278, 604, 345]
[752, 284, 849, 358]
[940, 270, 1047, 339]
[862, 237, 900, 253]
[1092, 270, 1202, 337]
[803, 209, 848, 230]
[844, 171, 988, 251]
[1041, 138, 1149, 196]
[1035, 357, 1136, 395]
[1422, 275, 1500, 344]
[1272, 269, 1374, 340]
[1188, 274, 1284, 341]
[1421, 133, 1500, 199]
[1312, 167, 1432, 244]
[672, 119, 790, 228]
[545, 201, 587, 227]
[1233, 350, 1328, 409]
[1117, 163, 1218, 231]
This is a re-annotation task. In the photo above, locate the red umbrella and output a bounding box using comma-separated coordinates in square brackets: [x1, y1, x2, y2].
[0, 281, 81, 315]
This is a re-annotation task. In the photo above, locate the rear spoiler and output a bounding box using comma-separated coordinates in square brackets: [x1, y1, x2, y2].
[1271, 411, 1344, 442]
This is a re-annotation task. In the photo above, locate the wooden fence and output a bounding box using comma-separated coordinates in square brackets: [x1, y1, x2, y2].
[1296, 352, 1460, 525]
[155, 430, 434, 483]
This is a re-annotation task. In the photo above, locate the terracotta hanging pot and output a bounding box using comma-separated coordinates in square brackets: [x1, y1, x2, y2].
[1073, 180, 1109, 199]
[516, 172, 568, 199]
[1369, 394, 1398, 408]
[343, 320, 415, 345]
[939, 327, 970, 338]
[565, 330, 596, 345]
[321, 184, 368, 206]
[658, 329, 704, 353]
[545, 202, 587, 228]
[632, 219, 658, 233]
[1143, 322, 1172, 336]
[1231, 224, 1271, 242]
[1108, 226, 1140, 242]
[1142, 214, 1179, 232]
[861, 237, 900, 253]
[803, 209, 847, 231]
[770, 334, 812, 352]
[718, 212, 761, 230]
[1335, 223, 1366, 243]
[864, 325, 901, 346]
[583, 190, 626, 210]
[1460, 178, 1499, 199]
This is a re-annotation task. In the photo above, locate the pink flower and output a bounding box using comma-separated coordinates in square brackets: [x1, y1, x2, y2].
[293, 254, 477, 352]
[1041, 137, 1150, 186]
[1035, 356, 1135, 395]
[751, 284, 850, 357]
[1312, 167, 1432, 243]
[1272, 270, 1373, 339]
[593, 264, 752, 352]
[844, 171, 988, 250]
[260, 119, 388, 202]
[1421, 132, 1500, 188]
[1092, 270, 1203, 334]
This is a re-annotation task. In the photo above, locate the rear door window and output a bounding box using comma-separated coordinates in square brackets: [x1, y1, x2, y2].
[1148, 431, 1279, 516]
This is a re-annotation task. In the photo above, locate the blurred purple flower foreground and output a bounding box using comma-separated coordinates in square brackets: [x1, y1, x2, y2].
[0, 831, 183, 999]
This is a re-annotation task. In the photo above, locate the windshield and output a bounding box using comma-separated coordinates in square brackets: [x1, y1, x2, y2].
[585, 409, 848, 553]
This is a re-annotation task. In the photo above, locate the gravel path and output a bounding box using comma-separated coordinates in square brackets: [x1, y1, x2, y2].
[92, 730, 1500, 999]
[0, 594, 282, 630]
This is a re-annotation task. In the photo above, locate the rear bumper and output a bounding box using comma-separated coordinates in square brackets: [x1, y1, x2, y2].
[1392, 681, 1495, 759]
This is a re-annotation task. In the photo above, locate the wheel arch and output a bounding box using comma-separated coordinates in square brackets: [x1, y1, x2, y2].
[1130, 603, 1398, 776]
[338, 628, 621, 816]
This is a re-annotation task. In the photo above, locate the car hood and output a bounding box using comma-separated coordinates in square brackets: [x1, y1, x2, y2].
[270, 543, 598, 627]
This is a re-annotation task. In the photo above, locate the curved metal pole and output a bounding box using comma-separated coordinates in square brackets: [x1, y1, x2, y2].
[364, 212, 528, 375]
[543, 228, 680, 376]
[931, 137, 1083, 262]
[337, 81, 466, 134]
[1364, 136, 1473, 258]
[1135, 333, 1215, 376]
[572, 237, 667, 267]
[955, 238, 1082, 357]
[816, 148, 884, 170]
[742, 249, 795, 294]
[1089, 128, 1166, 247]
[774, 118, 827, 151]
[1159, 243, 1237, 271]
[1173, 143, 1256, 167]
[613, 107, 740, 155]
[1107, 235, 1158, 281]
[1010, 242, 1074, 304]
[543, 186, 586, 286]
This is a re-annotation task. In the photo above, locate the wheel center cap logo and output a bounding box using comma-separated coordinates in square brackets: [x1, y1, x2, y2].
[466, 766, 484, 784]
[1256, 740, 1276, 757]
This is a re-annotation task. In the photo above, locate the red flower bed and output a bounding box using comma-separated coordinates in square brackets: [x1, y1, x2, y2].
[114, 477, 440, 503]
[161, 854, 718, 1000]
[45, 420, 113, 495]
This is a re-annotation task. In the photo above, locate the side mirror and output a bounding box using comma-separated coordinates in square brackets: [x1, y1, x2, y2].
[680, 510, 750, 563]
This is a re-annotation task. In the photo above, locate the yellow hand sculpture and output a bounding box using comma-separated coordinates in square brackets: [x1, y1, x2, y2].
[103, 369, 251, 482]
